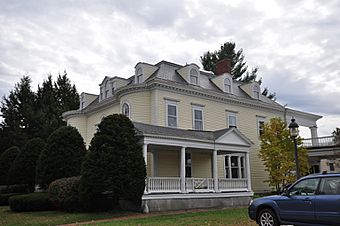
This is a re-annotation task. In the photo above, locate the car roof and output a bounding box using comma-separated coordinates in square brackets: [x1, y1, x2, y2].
[303, 172, 340, 179]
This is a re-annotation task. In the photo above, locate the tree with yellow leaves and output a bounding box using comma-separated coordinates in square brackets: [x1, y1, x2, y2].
[259, 117, 309, 192]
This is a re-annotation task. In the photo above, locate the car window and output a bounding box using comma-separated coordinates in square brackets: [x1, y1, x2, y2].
[289, 178, 319, 196]
[318, 177, 340, 195]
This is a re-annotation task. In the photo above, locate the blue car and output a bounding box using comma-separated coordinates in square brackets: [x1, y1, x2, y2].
[248, 173, 340, 226]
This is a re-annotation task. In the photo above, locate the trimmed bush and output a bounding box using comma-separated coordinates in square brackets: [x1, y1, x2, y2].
[79, 114, 146, 211]
[0, 193, 22, 206]
[9, 193, 54, 212]
[0, 184, 28, 194]
[48, 176, 81, 212]
[7, 138, 45, 192]
[0, 146, 20, 185]
[36, 126, 86, 189]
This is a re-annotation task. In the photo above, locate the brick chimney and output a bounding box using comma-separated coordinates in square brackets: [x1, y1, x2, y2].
[216, 59, 231, 75]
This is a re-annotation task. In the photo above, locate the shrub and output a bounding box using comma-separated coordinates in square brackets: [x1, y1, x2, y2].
[9, 193, 54, 212]
[48, 176, 81, 212]
[0, 146, 20, 185]
[0, 193, 22, 206]
[36, 126, 86, 189]
[0, 184, 28, 194]
[79, 114, 146, 211]
[7, 138, 45, 192]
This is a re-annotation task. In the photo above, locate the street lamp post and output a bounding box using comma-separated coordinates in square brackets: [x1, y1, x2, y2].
[289, 118, 300, 179]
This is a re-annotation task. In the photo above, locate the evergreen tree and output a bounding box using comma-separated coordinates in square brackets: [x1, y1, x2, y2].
[259, 118, 309, 192]
[1, 76, 37, 147]
[0, 146, 20, 185]
[201, 42, 276, 100]
[8, 138, 45, 192]
[36, 126, 86, 189]
[80, 114, 146, 210]
[55, 71, 79, 115]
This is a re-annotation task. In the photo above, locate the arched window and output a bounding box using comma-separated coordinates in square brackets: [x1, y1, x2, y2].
[136, 68, 143, 84]
[224, 78, 231, 93]
[190, 69, 198, 84]
[122, 102, 130, 118]
[253, 85, 260, 99]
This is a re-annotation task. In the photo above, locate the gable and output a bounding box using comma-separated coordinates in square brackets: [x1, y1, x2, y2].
[215, 129, 252, 147]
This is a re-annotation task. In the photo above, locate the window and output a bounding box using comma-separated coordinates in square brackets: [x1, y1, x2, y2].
[224, 77, 231, 93]
[100, 87, 103, 100]
[225, 156, 230, 178]
[225, 155, 244, 178]
[111, 82, 116, 95]
[257, 117, 265, 136]
[227, 112, 237, 128]
[185, 153, 192, 177]
[253, 85, 260, 99]
[136, 68, 143, 84]
[192, 106, 203, 130]
[105, 90, 109, 98]
[122, 102, 130, 118]
[190, 69, 198, 85]
[288, 178, 319, 196]
[319, 177, 340, 195]
[166, 101, 178, 127]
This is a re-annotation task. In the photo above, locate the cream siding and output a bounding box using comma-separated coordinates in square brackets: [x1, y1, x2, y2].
[158, 150, 179, 177]
[192, 152, 212, 178]
[67, 116, 88, 143]
[120, 91, 151, 124]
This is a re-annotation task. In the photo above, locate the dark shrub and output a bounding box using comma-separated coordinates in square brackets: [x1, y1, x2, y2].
[0, 146, 20, 185]
[36, 126, 86, 189]
[79, 114, 146, 211]
[48, 176, 81, 212]
[7, 138, 45, 192]
[0, 193, 22, 206]
[0, 184, 28, 194]
[9, 193, 54, 212]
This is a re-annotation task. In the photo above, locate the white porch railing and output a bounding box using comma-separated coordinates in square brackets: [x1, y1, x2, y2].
[146, 177, 248, 193]
[186, 178, 214, 192]
[302, 135, 338, 148]
[147, 177, 181, 193]
[218, 178, 248, 191]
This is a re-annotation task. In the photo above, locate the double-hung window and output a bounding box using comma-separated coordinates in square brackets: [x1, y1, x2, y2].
[224, 77, 231, 93]
[227, 112, 237, 128]
[192, 105, 204, 130]
[166, 100, 178, 128]
[190, 69, 199, 85]
[136, 68, 143, 84]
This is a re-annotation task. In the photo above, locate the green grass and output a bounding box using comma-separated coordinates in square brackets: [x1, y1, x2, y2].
[98, 208, 256, 226]
[0, 206, 257, 226]
[0, 206, 132, 226]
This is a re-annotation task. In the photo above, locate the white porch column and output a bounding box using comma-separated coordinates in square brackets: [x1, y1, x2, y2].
[310, 126, 319, 146]
[237, 157, 242, 178]
[180, 146, 186, 193]
[245, 152, 252, 191]
[228, 156, 232, 179]
[213, 149, 219, 192]
[143, 143, 148, 166]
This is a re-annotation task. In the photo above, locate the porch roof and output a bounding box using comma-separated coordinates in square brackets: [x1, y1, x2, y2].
[133, 122, 253, 147]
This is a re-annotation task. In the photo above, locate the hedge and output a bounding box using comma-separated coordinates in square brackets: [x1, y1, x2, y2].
[0, 193, 22, 206]
[9, 193, 54, 212]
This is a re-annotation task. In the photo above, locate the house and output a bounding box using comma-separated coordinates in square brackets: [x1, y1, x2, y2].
[63, 59, 321, 211]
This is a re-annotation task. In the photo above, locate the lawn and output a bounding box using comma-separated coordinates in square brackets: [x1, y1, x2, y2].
[0, 206, 257, 226]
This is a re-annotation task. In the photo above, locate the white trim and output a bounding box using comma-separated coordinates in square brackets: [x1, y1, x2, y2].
[192, 105, 204, 130]
[224, 77, 232, 94]
[189, 68, 199, 85]
[165, 100, 178, 128]
[135, 67, 143, 84]
[142, 191, 254, 200]
[253, 84, 260, 99]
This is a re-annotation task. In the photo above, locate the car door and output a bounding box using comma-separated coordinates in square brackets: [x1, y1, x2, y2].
[276, 178, 319, 224]
[315, 176, 340, 225]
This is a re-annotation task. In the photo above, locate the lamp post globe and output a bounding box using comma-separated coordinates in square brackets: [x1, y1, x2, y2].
[289, 118, 300, 179]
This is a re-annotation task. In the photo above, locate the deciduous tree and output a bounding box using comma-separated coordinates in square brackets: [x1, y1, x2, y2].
[259, 118, 309, 192]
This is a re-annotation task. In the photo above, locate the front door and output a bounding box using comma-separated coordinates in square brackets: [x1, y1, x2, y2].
[277, 178, 319, 224]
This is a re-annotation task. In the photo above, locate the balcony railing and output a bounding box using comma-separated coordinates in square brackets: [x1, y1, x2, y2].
[302, 135, 339, 148]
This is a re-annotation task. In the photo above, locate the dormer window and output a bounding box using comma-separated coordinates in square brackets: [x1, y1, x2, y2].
[136, 68, 143, 84]
[253, 85, 260, 99]
[122, 102, 130, 118]
[111, 81, 116, 95]
[190, 69, 198, 85]
[224, 78, 232, 93]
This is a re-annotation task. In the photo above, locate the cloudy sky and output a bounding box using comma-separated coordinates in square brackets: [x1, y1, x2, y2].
[0, 0, 339, 137]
